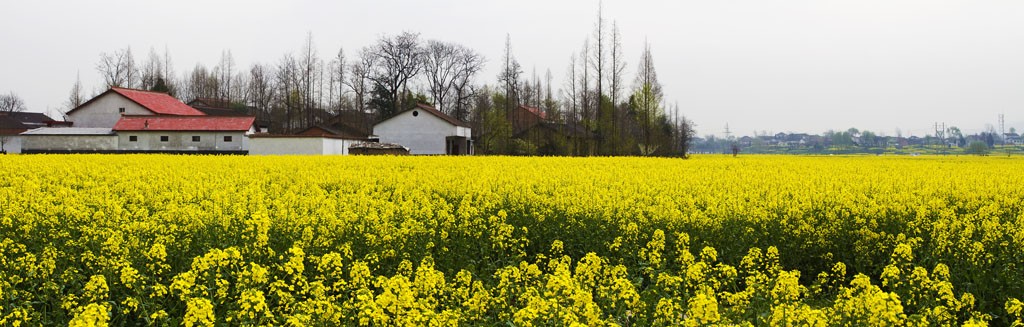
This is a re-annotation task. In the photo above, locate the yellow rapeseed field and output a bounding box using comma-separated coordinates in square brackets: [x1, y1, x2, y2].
[0, 155, 1022, 326]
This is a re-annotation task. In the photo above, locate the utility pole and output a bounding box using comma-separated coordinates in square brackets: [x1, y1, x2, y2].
[999, 113, 1005, 145]
[723, 123, 732, 154]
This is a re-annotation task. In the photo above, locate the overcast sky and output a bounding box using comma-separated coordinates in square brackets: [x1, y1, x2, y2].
[1, 0, 1022, 136]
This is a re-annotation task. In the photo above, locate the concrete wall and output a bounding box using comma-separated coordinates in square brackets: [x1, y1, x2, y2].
[117, 131, 248, 151]
[249, 137, 323, 155]
[0, 135, 21, 153]
[323, 138, 357, 155]
[374, 110, 461, 155]
[22, 135, 118, 152]
[249, 137, 356, 155]
[67, 93, 151, 128]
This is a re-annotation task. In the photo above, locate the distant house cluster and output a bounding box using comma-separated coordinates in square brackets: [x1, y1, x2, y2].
[693, 129, 1023, 154]
[3, 88, 473, 155]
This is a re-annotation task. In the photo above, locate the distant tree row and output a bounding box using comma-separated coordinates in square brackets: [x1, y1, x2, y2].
[78, 5, 694, 156]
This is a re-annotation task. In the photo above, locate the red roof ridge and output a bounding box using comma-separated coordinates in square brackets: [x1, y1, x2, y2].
[121, 114, 256, 118]
[110, 86, 170, 95]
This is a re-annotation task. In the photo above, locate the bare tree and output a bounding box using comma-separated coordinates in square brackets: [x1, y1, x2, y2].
[96, 48, 132, 87]
[563, 54, 579, 155]
[449, 47, 483, 121]
[578, 39, 592, 128]
[247, 63, 275, 124]
[217, 50, 235, 101]
[498, 34, 523, 119]
[0, 91, 26, 113]
[609, 21, 626, 108]
[332, 47, 346, 111]
[634, 41, 663, 147]
[345, 48, 376, 113]
[366, 32, 424, 117]
[423, 40, 461, 113]
[162, 46, 177, 95]
[66, 73, 84, 112]
[277, 54, 299, 132]
[139, 47, 164, 90]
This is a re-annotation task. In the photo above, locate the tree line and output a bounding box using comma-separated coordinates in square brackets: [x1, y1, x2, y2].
[71, 5, 694, 156]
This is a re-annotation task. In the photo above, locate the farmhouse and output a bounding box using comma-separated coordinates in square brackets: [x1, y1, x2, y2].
[113, 115, 256, 154]
[65, 87, 205, 128]
[510, 105, 547, 133]
[373, 103, 472, 155]
[1, 112, 64, 153]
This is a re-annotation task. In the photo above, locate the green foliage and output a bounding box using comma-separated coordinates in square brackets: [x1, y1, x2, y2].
[966, 141, 990, 156]
[150, 77, 171, 94]
[511, 139, 538, 156]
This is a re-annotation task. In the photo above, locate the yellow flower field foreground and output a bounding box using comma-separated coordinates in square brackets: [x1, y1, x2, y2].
[1, 155, 1023, 326]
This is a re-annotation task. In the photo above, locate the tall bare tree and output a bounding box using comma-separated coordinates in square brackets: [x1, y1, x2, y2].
[423, 40, 461, 113]
[247, 63, 275, 125]
[368, 32, 424, 117]
[609, 21, 626, 108]
[563, 54, 580, 155]
[634, 41, 663, 148]
[449, 46, 483, 121]
[66, 73, 84, 111]
[345, 48, 376, 113]
[331, 47, 346, 111]
[498, 34, 523, 119]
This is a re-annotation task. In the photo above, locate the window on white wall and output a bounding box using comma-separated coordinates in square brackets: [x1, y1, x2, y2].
[119, 107, 125, 113]
[223, 136, 232, 142]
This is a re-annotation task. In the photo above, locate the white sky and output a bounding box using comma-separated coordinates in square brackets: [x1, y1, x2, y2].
[1, 0, 1022, 136]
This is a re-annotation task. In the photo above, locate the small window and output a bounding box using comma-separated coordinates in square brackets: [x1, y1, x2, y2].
[223, 136, 233, 142]
[129, 135, 137, 142]
[160, 136, 169, 142]
[192, 136, 201, 142]
[118, 107, 125, 113]
[412, 110, 419, 117]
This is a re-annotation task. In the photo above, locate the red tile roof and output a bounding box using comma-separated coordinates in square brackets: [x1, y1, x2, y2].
[520, 105, 548, 119]
[66, 87, 206, 116]
[111, 88, 206, 115]
[113, 115, 255, 131]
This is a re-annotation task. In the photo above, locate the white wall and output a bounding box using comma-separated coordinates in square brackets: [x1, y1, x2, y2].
[67, 93, 152, 128]
[117, 131, 248, 152]
[374, 110, 460, 155]
[21, 135, 118, 152]
[0, 135, 21, 153]
[249, 137, 356, 155]
[323, 138, 357, 155]
[249, 137, 324, 155]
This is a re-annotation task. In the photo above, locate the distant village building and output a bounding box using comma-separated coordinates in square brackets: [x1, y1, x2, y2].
[373, 103, 472, 155]
[0, 112, 63, 153]
[21, 87, 259, 154]
[510, 105, 548, 133]
[113, 115, 256, 154]
[65, 87, 205, 128]
[295, 111, 375, 139]
[1004, 133, 1022, 145]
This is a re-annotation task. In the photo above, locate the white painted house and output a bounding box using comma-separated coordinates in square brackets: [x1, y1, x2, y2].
[112, 115, 256, 154]
[373, 103, 472, 155]
[65, 87, 206, 128]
